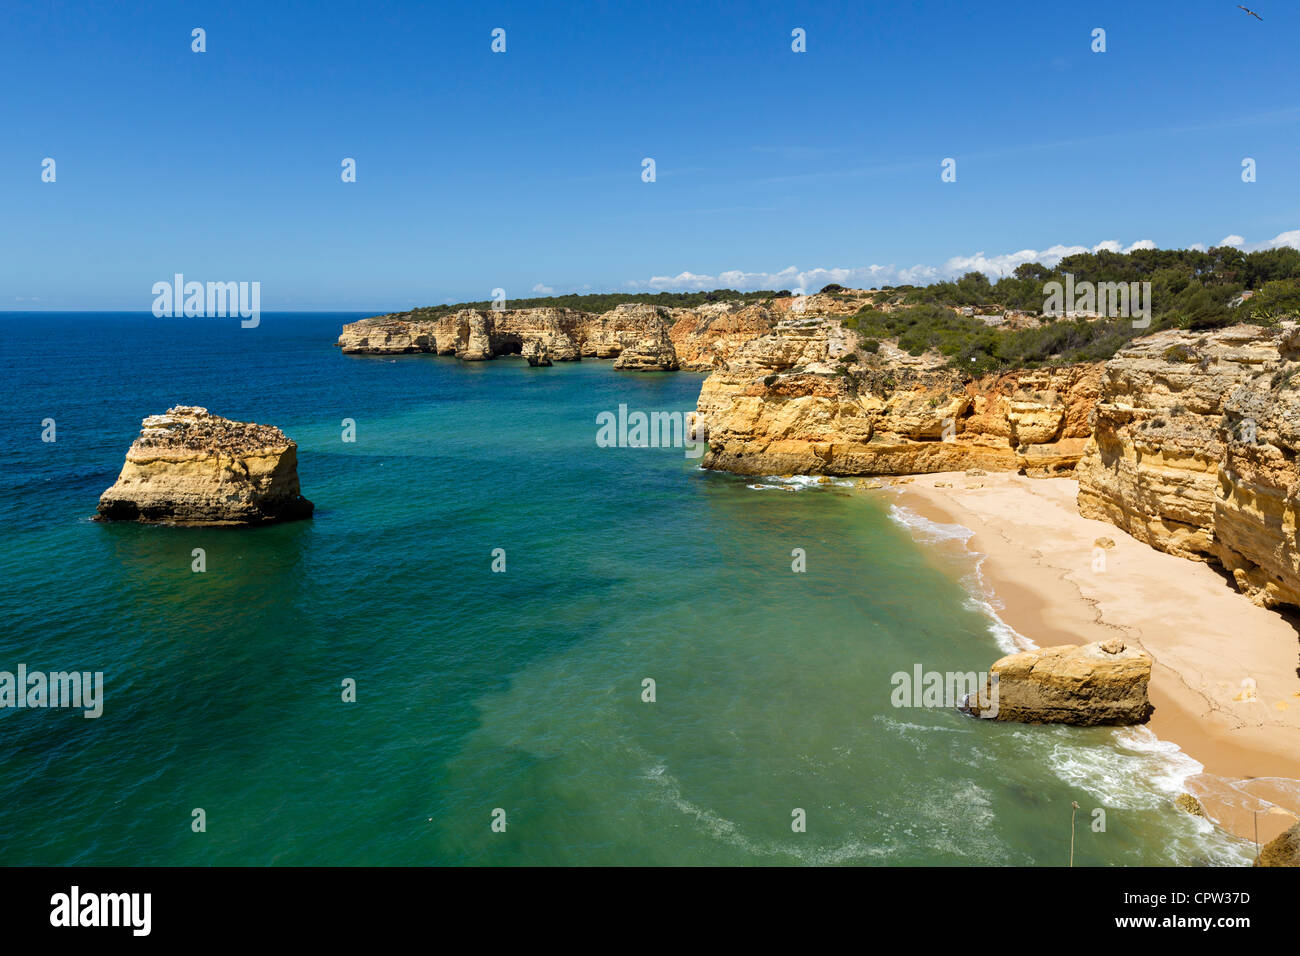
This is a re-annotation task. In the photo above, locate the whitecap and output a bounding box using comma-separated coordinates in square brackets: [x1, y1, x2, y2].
[887, 503, 973, 543]
[758, 474, 855, 490]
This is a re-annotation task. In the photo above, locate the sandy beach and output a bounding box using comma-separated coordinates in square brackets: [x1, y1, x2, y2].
[880, 471, 1300, 848]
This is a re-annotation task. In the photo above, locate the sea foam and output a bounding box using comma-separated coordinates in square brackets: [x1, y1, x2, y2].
[884, 500, 1254, 865]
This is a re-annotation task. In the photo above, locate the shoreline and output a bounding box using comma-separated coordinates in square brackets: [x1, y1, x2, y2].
[877, 471, 1300, 848]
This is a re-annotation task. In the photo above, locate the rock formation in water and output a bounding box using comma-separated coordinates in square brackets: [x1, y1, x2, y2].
[966, 638, 1154, 725]
[692, 315, 1101, 476]
[1077, 323, 1300, 609]
[1174, 793, 1207, 818]
[96, 406, 313, 525]
[337, 301, 780, 371]
[337, 307, 586, 361]
[522, 340, 552, 367]
[613, 310, 680, 370]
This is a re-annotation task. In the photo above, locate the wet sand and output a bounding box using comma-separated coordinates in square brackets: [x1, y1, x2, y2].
[882, 471, 1300, 848]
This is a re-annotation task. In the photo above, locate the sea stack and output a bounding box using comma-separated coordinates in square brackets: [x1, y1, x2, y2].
[967, 638, 1153, 726]
[96, 406, 313, 525]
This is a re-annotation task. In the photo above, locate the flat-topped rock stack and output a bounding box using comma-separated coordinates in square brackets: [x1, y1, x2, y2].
[966, 639, 1154, 725]
[96, 406, 314, 526]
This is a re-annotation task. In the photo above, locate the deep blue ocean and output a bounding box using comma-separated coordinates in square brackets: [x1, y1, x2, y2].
[0, 312, 1252, 865]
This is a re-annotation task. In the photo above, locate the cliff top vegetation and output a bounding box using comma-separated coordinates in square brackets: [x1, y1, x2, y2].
[847, 245, 1300, 373]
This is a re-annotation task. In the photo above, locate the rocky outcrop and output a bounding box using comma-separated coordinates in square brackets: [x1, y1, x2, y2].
[1076, 327, 1266, 558]
[455, 310, 496, 361]
[581, 303, 673, 360]
[669, 302, 781, 370]
[338, 308, 589, 361]
[338, 300, 778, 371]
[334, 316, 440, 354]
[1077, 324, 1300, 609]
[770, 290, 875, 316]
[1255, 820, 1300, 866]
[522, 340, 552, 367]
[614, 320, 680, 370]
[693, 316, 1100, 476]
[966, 638, 1154, 726]
[96, 407, 313, 525]
[1211, 327, 1300, 608]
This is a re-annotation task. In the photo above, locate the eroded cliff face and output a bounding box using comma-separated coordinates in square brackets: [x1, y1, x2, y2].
[336, 300, 783, 370]
[693, 316, 1101, 477]
[337, 308, 594, 361]
[1077, 323, 1300, 609]
[1075, 327, 1266, 557]
[613, 311, 680, 370]
[670, 302, 784, 370]
[96, 407, 313, 525]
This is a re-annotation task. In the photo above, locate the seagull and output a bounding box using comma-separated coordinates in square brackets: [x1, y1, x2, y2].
[1238, 5, 1263, 19]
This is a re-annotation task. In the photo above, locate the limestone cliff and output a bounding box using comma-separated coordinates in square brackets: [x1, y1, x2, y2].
[1076, 324, 1300, 609]
[693, 316, 1101, 477]
[613, 313, 680, 370]
[584, 303, 677, 362]
[337, 307, 591, 362]
[338, 300, 779, 371]
[96, 407, 313, 525]
[669, 302, 782, 370]
[966, 638, 1154, 726]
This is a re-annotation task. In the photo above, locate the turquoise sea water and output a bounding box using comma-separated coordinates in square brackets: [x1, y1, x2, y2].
[0, 313, 1253, 865]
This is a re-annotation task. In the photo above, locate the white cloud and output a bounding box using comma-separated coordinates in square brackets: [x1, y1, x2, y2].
[531, 283, 555, 295]
[625, 231, 1298, 292]
[1219, 230, 1300, 253]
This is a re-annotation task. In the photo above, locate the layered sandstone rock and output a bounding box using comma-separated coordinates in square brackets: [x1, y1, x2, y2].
[1076, 327, 1268, 557]
[338, 307, 589, 361]
[522, 340, 552, 367]
[769, 290, 876, 316]
[96, 407, 313, 525]
[582, 303, 673, 360]
[455, 310, 496, 361]
[614, 320, 680, 370]
[1255, 820, 1300, 866]
[669, 302, 781, 370]
[335, 317, 441, 354]
[1211, 327, 1300, 607]
[966, 639, 1153, 726]
[1077, 323, 1300, 609]
[693, 316, 1101, 476]
[338, 300, 778, 370]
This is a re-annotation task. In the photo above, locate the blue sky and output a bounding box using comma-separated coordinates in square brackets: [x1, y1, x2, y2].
[3, 0, 1297, 310]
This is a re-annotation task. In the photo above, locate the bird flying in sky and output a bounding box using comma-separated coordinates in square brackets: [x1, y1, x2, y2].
[1237, 5, 1263, 19]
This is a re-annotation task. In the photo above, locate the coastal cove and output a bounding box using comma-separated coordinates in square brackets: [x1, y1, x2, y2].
[885, 473, 1300, 848]
[0, 312, 1270, 865]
